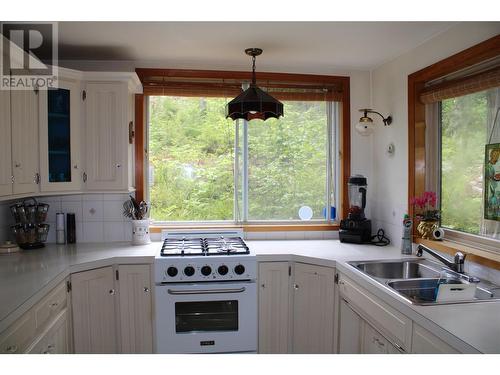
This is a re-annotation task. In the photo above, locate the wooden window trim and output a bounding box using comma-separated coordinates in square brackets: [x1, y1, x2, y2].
[134, 68, 351, 230]
[408, 34, 500, 262]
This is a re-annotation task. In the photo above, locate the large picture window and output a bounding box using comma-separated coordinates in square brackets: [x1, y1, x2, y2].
[147, 96, 339, 223]
[439, 88, 500, 240]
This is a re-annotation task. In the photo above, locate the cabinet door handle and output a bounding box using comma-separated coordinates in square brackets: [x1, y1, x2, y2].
[116, 164, 121, 168]
[5, 345, 18, 353]
[293, 283, 299, 290]
[34, 173, 40, 184]
[261, 283, 265, 288]
[143, 287, 150, 293]
[109, 289, 115, 295]
[83, 172, 87, 183]
[14, 163, 21, 168]
[49, 302, 59, 308]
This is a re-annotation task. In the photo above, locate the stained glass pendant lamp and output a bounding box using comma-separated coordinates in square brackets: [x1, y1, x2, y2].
[226, 48, 284, 121]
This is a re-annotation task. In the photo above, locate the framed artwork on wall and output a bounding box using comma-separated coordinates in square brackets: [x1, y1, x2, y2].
[484, 143, 500, 221]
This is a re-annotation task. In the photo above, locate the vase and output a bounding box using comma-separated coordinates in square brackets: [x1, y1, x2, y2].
[417, 219, 439, 240]
[131, 219, 151, 245]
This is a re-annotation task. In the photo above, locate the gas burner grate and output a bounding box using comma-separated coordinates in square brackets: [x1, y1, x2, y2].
[160, 237, 206, 256]
[205, 237, 250, 255]
[160, 236, 249, 256]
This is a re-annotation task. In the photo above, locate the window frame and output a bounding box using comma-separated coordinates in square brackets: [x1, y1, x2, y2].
[145, 95, 339, 225]
[134, 68, 351, 230]
[408, 34, 500, 256]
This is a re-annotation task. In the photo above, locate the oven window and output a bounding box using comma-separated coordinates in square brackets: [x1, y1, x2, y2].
[175, 300, 238, 333]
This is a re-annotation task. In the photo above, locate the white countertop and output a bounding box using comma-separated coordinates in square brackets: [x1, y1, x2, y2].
[1, 240, 499, 353]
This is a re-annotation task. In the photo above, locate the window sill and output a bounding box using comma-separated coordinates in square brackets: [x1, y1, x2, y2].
[150, 223, 339, 234]
[415, 238, 500, 271]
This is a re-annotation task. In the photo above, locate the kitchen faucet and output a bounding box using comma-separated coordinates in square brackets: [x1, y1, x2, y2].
[416, 244, 466, 273]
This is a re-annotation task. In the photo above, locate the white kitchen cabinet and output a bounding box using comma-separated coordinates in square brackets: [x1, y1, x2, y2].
[84, 79, 136, 191]
[11, 88, 39, 195]
[258, 262, 291, 353]
[39, 78, 82, 192]
[117, 264, 153, 353]
[338, 298, 362, 353]
[258, 262, 336, 354]
[292, 263, 335, 353]
[412, 323, 460, 354]
[0, 279, 70, 354]
[338, 298, 403, 354]
[0, 89, 12, 196]
[26, 309, 71, 354]
[71, 266, 118, 353]
[338, 274, 412, 351]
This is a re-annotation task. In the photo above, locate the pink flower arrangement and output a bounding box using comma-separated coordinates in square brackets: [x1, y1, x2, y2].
[410, 191, 440, 221]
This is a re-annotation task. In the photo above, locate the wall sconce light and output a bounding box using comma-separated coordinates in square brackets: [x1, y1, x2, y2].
[355, 108, 392, 136]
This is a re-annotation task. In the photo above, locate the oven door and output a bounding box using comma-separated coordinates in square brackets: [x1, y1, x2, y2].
[155, 281, 257, 353]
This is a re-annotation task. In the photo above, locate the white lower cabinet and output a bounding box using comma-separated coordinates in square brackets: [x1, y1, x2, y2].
[70, 264, 153, 354]
[26, 309, 71, 354]
[258, 262, 291, 353]
[71, 266, 118, 353]
[339, 298, 404, 354]
[258, 261, 336, 354]
[411, 324, 460, 354]
[292, 263, 335, 353]
[0, 279, 71, 354]
[117, 264, 153, 353]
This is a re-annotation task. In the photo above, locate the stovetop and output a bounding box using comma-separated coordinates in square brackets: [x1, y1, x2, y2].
[155, 235, 255, 283]
[160, 236, 250, 257]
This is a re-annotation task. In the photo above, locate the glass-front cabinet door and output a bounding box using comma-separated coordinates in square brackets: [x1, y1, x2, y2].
[39, 79, 82, 192]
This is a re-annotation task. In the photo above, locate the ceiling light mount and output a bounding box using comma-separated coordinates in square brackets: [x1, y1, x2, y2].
[226, 48, 284, 121]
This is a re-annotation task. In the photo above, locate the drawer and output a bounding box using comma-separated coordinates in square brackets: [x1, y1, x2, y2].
[33, 281, 67, 331]
[338, 275, 412, 350]
[26, 309, 69, 354]
[0, 310, 36, 354]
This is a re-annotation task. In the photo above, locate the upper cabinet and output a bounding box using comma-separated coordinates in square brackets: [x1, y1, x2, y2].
[39, 77, 82, 192]
[11, 88, 40, 195]
[0, 88, 12, 197]
[83, 72, 140, 192]
[0, 68, 142, 201]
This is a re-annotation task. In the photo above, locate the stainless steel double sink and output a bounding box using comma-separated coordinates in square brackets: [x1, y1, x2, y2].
[348, 258, 500, 305]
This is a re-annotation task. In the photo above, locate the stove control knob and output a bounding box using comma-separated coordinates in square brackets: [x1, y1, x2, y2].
[201, 265, 212, 276]
[234, 264, 245, 275]
[184, 266, 195, 277]
[166, 266, 178, 277]
[218, 265, 229, 275]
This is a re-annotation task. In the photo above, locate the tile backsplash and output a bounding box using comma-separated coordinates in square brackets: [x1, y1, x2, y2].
[0, 193, 132, 244]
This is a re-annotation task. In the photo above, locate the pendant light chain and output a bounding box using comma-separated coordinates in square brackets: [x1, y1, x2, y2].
[252, 55, 257, 85]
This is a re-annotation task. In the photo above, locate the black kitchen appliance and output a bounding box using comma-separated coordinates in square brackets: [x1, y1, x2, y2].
[340, 175, 372, 243]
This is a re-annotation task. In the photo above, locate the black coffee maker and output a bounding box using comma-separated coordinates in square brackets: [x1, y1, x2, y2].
[339, 175, 372, 243]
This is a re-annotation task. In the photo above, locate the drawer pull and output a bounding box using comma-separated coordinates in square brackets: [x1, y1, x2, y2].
[5, 345, 18, 353]
[109, 289, 115, 295]
[50, 302, 59, 308]
[143, 287, 150, 293]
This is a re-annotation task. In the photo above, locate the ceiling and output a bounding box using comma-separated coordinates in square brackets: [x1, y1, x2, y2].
[58, 22, 459, 72]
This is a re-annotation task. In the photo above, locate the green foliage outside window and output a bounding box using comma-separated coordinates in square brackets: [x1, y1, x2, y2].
[441, 91, 487, 234]
[148, 96, 331, 222]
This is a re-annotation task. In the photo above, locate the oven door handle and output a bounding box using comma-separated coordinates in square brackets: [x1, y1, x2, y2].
[167, 287, 246, 295]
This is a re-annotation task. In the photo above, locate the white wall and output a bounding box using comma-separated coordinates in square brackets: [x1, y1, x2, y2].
[370, 22, 500, 248]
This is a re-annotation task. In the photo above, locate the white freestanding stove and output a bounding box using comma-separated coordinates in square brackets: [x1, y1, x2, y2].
[154, 230, 257, 354]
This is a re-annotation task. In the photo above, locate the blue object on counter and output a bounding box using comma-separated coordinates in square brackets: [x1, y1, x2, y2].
[322, 206, 336, 220]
